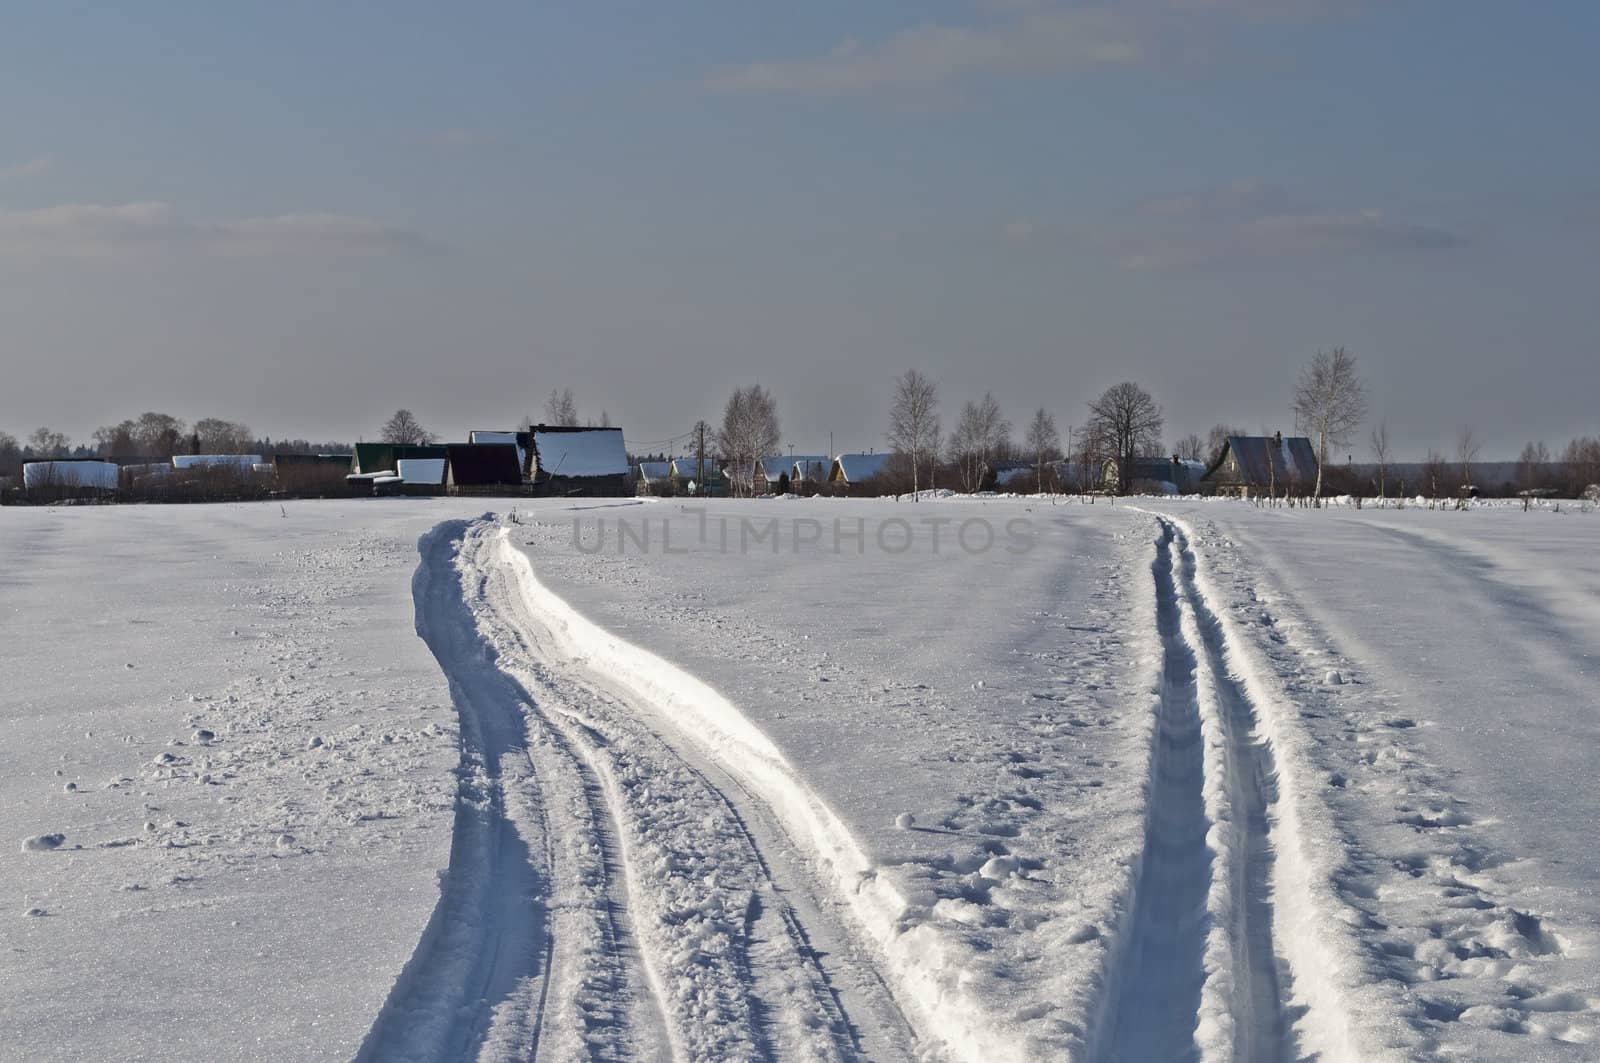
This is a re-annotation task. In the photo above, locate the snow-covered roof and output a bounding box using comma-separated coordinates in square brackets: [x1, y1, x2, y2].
[792, 458, 831, 481]
[757, 456, 828, 483]
[23, 460, 120, 490]
[531, 428, 628, 478]
[1204, 437, 1319, 488]
[670, 458, 721, 482]
[638, 461, 672, 483]
[172, 454, 264, 469]
[396, 458, 446, 484]
[831, 453, 891, 483]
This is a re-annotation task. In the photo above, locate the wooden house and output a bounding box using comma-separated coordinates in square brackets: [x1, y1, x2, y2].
[1201, 434, 1319, 497]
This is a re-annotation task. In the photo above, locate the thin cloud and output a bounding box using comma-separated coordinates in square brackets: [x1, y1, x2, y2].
[1110, 182, 1464, 269]
[706, 8, 1144, 95]
[0, 201, 439, 259]
[706, 0, 1367, 96]
[0, 154, 54, 180]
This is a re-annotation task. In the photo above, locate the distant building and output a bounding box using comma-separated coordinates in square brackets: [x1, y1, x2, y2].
[444, 444, 524, 490]
[1103, 455, 1207, 495]
[637, 461, 673, 496]
[828, 452, 892, 495]
[528, 426, 630, 496]
[1201, 434, 1319, 497]
[670, 457, 723, 496]
[352, 443, 449, 475]
[756, 455, 827, 494]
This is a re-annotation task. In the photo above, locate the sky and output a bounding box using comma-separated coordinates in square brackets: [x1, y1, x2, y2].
[3, 1, 1597, 460]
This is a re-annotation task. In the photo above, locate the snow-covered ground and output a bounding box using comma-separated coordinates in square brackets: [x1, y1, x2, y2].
[4, 495, 1596, 1061]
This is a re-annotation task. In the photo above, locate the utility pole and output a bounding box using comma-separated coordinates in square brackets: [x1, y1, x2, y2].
[695, 421, 707, 488]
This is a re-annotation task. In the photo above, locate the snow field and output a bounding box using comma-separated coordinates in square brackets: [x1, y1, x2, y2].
[1154, 503, 1600, 1058]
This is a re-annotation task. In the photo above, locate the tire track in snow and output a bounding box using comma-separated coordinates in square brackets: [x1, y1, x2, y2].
[1095, 519, 1295, 1063]
[358, 520, 670, 1063]
[469, 519, 879, 1062]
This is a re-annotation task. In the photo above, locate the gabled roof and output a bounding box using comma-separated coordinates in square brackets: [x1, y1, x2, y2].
[792, 457, 831, 481]
[1203, 436, 1319, 487]
[445, 444, 523, 486]
[638, 461, 672, 483]
[756, 455, 828, 484]
[671, 457, 721, 482]
[830, 452, 891, 483]
[529, 426, 628, 478]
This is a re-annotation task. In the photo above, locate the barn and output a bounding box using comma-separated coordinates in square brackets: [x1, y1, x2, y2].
[444, 444, 525, 492]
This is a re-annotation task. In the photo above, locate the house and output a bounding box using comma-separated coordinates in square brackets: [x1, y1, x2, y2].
[637, 461, 673, 495]
[1103, 455, 1207, 495]
[528, 426, 630, 496]
[755, 455, 828, 494]
[444, 444, 524, 491]
[828, 452, 892, 495]
[1201, 434, 1319, 497]
[791, 457, 831, 492]
[670, 457, 723, 496]
[352, 443, 449, 475]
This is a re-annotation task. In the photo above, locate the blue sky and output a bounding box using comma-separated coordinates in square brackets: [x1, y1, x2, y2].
[3, 2, 1597, 458]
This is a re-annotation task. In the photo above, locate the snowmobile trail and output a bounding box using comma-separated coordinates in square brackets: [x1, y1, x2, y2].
[358, 520, 671, 1063]
[1096, 519, 1298, 1063]
[368, 516, 912, 1062]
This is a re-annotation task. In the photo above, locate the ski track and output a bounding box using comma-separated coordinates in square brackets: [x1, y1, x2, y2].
[362, 517, 906, 1063]
[1096, 519, 1300, 1063]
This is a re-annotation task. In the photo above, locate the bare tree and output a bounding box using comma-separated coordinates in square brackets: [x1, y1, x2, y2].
[1368, 420, 1392, 497]
[1291, 347, 1367, 498]
[1025, 407, 1062, 491]
[380, 409, 434, 445]
[132, 412, 186, 457]
[1455, 426, 1481, 490]
[545, 388, 579, 427]
[1422, 449, 1449, 500]
[887, 369, 940, 495]
[1205, 423, 1247, 466]
[947, 392, 1011, 492]
[194, 417, 254, 453]
[1518, 440, 1551, 492]
[93, 420, 138, 456]
[1087, 382, 1164, 495]
[1174, 433, 1205, 462]
[28, 427, 70, 458]
[1562, 436, 1600, 497]
[715, 385, 780, 497]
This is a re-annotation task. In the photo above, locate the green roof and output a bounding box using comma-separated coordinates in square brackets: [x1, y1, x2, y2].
[352, 443, 449, 474]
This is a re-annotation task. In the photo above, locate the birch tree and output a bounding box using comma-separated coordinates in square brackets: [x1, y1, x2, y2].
[715, 385, 780, 497]
[1291, 347, 1367, 498]
[887, 369, 940, 496]
[1368, 420, 1391, 497]
[1025, 407, 1061, 491]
